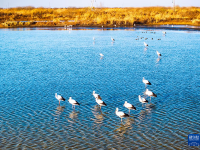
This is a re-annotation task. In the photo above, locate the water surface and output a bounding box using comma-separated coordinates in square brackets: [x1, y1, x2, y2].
[0, 27, 200, 149]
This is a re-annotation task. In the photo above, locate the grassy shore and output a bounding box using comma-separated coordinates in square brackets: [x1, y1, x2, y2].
[0, 6, 200, 27]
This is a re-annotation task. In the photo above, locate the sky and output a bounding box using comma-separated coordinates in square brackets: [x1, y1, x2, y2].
[0, 0, 200, 8]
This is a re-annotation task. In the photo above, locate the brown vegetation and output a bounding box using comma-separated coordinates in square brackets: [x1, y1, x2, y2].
[0, 6, 200, 27]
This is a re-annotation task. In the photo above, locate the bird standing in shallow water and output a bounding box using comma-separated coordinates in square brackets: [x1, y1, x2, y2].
[99, 53, 104, 57]
[55, 93, 65, 105]
[123, 101, 136, 114]
[144, 42, 148, 47]
[93, 91, 106, 110]
[156, 51, 162, 57]
[68, 97, 80, 109]
[95, 98, 107, 110]
[138, 95, 148, 106]
[115, 108, 129, 122]
[93, 91, 102, 100]
[144, 89, 157, 102]
[111, 37, 115, 41]
[142, 77, 151, 88]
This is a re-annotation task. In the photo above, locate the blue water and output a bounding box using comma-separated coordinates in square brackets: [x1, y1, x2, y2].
[0, 28, 200, 149]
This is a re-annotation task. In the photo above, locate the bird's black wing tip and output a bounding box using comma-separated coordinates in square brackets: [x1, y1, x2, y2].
[125, 113, 129, 117]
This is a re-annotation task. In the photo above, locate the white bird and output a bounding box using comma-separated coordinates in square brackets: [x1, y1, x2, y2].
[115, 108, 129, 122]
[93, 91, 102, 100]
[142, 77, 151, 88]
[156, 51, 161, 57]
[95, 98, 107, 110]
[144, 42, 148, 47]
[93, 37, 95, 40]
[123, 101, 136, 114]
[55, 93, 65, 105]
[138, 95, 148, 105]
[111, 37, 115, 41]
[144, 89, 157, 102]
[68, 97, 80, 109]
[163, 31, 166, 34]
[99, 53, 104, 57]
[93, 91, 106, 109]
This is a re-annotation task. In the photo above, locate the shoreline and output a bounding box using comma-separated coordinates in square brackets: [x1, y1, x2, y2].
[1, 24, 200, 31]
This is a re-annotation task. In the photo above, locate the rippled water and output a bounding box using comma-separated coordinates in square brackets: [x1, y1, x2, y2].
[0, 27, 200, 149]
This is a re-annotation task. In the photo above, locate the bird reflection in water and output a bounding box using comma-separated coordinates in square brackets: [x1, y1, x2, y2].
[114, 118, 134, 137]
[93, 104, 102, 112]
[138, 109, 148, 121]
[67, 110, 79, 123]
[156, 57, 161, 63]
[54, 105, 65, 121]
[144, 47, 148, 51]
[93, 112, 104, 124]
[56, 105, 65, 115]
[138, 104, 155, 121]
[69, 110, 79, 119]
[92, 105, 105, 124]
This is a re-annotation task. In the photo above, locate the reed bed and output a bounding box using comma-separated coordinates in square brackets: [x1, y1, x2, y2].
[0, 6, 199, 27]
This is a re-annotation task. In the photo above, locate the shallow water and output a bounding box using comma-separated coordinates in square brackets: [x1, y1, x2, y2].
[0, 27, 200, 149]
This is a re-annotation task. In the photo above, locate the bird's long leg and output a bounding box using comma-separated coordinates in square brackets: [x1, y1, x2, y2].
[59, 101, 60, 106]
[129, 109, 130, 114]
[150, 96, 151, 103]
[121, 118, 122, 122]
[100, 105, 101, 110]
[145, 84, 147, 89]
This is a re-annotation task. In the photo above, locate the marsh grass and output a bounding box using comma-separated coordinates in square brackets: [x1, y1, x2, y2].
[0, 6, 200, 27]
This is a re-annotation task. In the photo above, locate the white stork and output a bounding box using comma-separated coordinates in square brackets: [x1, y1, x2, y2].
[55, 93, 65, 105]
[93, 91, 102, 100]
[144, 42, 148, 47]
[99, 53, 104, 57]
[144, 89, 157, 102]
[156, 51, 161, 57]
[68, 97, 80, 109]
[142, 77, 151, 88]
[138, 95, 148, 106]
[93, 91, 106, 110]
[95, 98, 107, 110]
[123, 101, 136, 114]
[115, 108, 129, 122]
